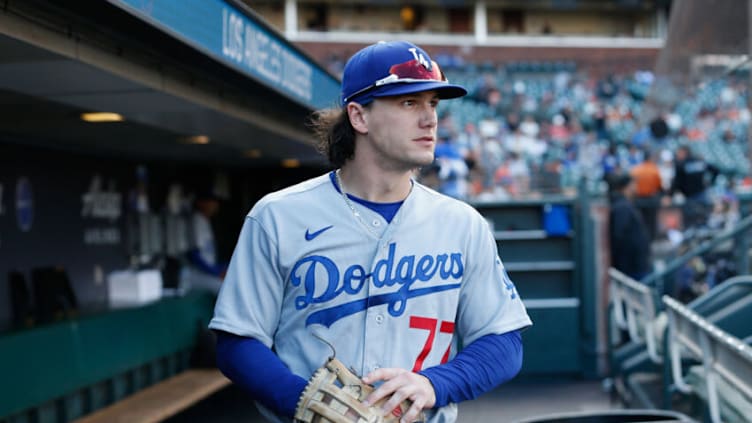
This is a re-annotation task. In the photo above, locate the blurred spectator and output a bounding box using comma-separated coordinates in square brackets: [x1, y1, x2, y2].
[456, 122, 482, 169]
[434, 133, 469, 199]
[648, 116, 669, 141]
[608, 173, 652, 280]
[670, 145, 719, 229]
[184, 190, 228, 294]
[657, 149, 674, 191]
[532, 157, 563, 194]
[549, 114, 569, 142]
[418, 163, 441, 191]
[479, 136, 504, 190]
[601, 144, 621, 176]
[597, 75, 618, 99]
[519, 114, 540, 138]
[630, 150, 663, 240]
[707, 195, 740, 232]
[473, 74, 499, 104]
[507, 151, 531, 196]
[625, 144, 643, 168]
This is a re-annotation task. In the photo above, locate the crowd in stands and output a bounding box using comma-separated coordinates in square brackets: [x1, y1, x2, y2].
[420, 55, 750, 299]
[325, 50, 751, 239]
[422, 55, 750, 203]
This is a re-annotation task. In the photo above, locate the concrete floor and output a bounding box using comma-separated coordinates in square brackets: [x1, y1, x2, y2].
[458, 378, 621, 422]
[166, 377, 623, 423]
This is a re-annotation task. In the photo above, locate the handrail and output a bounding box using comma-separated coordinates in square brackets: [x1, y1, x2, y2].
[609, 268, 661, 363]
[663, 294, 752, 423]
[642, 213, 752, 288]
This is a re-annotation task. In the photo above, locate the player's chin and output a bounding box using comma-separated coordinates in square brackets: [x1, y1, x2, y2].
[409, 151, 435, 167]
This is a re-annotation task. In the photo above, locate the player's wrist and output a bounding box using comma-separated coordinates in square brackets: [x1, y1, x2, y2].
[416, 368, 447, 408]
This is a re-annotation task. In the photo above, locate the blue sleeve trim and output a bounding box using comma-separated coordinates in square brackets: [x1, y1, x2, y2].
[186, 249, 225, 276]
[215, 332, 307, 418]
[419, 330, 522, 407]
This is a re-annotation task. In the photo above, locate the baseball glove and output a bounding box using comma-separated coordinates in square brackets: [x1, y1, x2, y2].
[294, 357, 424, 423]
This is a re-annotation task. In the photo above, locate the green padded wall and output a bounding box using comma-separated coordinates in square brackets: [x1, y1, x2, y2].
[0, 292, 215, 419]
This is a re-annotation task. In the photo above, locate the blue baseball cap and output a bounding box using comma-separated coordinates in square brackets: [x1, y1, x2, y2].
[340, 41, 467, 107]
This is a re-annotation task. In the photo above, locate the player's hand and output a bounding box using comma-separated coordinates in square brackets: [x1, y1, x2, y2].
[362, 368, 435, 422]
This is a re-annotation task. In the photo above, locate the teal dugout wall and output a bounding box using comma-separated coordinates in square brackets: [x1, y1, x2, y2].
[472, 186, 598, 377]
[0, 292, 215, 423]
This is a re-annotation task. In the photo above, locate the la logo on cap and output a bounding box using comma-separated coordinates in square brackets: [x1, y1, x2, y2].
[408, 47, 431, 71]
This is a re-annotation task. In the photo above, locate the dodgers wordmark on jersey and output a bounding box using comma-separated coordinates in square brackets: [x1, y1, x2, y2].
[210, 172, 532, 422]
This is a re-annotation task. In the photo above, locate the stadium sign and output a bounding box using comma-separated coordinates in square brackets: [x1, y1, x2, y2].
[109, 0, 339, 110]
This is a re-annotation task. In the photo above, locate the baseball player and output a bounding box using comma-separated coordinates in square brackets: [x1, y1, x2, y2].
[209, 40, 532, 422]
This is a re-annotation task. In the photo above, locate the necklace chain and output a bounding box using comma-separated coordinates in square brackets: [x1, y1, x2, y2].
[335, 169, 382, 238]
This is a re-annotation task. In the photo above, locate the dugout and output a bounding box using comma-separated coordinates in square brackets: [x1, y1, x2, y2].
[0, 1, 337, 421]
[0, 1, 677, 422]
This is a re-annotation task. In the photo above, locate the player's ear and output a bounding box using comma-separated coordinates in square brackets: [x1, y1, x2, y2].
[346, 102, 369, 135]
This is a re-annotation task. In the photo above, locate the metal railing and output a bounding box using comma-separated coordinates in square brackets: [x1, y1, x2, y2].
[642, 213, 752, 296]
[610, 268, 662, 364]
[663, 294, 752, 423]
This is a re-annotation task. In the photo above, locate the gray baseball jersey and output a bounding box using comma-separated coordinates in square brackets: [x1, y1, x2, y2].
[209, 172, 531, 422]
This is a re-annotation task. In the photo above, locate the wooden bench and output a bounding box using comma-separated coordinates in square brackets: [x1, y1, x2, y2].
[74, 369, 230, 423]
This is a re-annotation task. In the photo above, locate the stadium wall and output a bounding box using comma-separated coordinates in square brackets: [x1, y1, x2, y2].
[297, 41, 660, 77]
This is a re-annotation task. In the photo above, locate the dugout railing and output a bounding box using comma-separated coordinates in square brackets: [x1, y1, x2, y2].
[608, 267, 664, 408]
[609, 271, 752, 406]
[608, 212, 752, 416]
[663, 294, 752, 423]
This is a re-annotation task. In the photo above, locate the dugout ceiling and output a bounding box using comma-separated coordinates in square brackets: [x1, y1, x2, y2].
[0, 0, 340, 167]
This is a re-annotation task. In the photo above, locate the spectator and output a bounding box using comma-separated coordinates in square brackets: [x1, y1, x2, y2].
[479, 136, 504, 192]
[670, 145, 719, 229]
[456, 122, 482, 169]
[630, 150, 663, 240]
[601, 144, 621, 176]
[657, 149, 674, 191]
[507, 152, 531, 196]
[608, 173, 652, 280]
[434, 133, 469, 199]
[519, 115, 540, 138]
[183, 190, 227, 294]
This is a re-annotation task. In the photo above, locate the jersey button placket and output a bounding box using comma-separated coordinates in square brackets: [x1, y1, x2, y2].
[365, 241, 390, 375]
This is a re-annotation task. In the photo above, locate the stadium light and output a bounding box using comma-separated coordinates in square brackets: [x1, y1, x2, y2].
[244, 149, 262, 158]
[281, 158, 300, 168]
[180, 135, 210, 144]
[80, 112, 124, 122]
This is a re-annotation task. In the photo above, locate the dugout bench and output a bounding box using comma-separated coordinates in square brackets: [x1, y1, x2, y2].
[0, 291, 225, 423]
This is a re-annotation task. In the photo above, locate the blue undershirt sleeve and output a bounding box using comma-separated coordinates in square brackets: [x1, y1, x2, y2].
[215, 331, 307, 418]
[418, 330, 522, 407]
[186, 249, 225, 276]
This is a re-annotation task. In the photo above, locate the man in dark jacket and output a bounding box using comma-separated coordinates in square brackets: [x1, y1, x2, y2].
[670, 145, 719, 228]
[609, 173, 652, 280]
